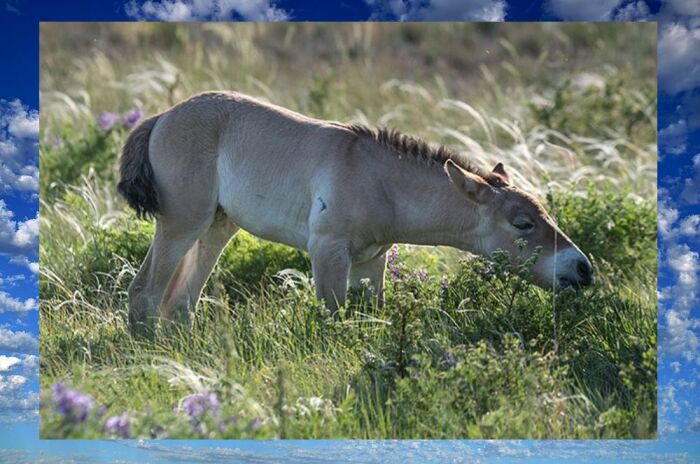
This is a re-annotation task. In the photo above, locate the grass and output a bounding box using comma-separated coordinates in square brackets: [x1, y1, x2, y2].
[39, 22, 657, 439]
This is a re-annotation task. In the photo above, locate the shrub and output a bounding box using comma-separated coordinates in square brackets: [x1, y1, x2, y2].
[548, 183, 657, 273]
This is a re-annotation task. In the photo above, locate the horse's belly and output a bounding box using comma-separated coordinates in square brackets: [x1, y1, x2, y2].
[227, 199, 310, 250]
[217, 173, 311, 250]
[354, 244, 389, 264]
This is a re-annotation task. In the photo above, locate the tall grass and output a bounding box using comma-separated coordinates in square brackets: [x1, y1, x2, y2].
[39, 23, 656, 439]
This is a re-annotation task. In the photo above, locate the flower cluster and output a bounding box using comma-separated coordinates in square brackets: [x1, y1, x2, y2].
[51, 382, 94, 423]
[96, 108, 144, 131]
[103, 412, 131, 438]
[442, 349, 458, 368]
[181, 391, 221, 422]
[415, 268, 429, 283]
[387, 245, 430, 282]
[387, 245, 401, 280]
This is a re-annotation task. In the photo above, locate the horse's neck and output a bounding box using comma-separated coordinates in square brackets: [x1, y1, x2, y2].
[382, 161, 481, 250]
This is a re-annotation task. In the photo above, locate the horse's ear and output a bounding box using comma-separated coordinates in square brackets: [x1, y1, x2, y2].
[492, 162, 510, 183]
[444, 160, 491, 204]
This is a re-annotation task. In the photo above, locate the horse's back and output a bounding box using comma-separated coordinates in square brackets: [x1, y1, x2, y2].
[145, 91, 363, 249]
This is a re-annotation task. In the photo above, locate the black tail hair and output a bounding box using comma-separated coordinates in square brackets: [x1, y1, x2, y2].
[117, 115, 161, 219]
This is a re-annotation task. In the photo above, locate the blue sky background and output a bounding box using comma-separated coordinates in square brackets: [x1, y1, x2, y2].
[1, 0, 699, 462]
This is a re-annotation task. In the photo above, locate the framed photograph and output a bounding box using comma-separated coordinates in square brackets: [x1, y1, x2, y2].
[39, 21, 656, 440]
[0, 1, 697, 462]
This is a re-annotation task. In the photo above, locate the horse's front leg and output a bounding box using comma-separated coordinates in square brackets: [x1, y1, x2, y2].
[309, 236, 351, 315]
[349, 252, 388, 308]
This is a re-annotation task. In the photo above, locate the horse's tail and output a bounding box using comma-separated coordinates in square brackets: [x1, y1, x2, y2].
[117, 114, 161, 219]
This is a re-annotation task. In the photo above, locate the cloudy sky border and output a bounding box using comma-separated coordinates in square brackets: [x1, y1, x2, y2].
[0, 0, 698, 461]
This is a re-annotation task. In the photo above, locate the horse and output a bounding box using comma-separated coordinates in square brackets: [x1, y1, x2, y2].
[118, 91, 593, 334]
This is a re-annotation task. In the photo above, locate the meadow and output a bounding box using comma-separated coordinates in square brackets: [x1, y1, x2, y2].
[39, 23, 657, 439]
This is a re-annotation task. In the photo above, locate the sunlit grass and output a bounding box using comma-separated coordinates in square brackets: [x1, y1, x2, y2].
[39, 22, 656, 439]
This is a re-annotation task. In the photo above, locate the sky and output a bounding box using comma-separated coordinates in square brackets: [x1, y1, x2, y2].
[0, 0, 699, 462]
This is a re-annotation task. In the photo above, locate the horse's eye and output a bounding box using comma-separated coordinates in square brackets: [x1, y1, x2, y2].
[513, 221, 534, 231]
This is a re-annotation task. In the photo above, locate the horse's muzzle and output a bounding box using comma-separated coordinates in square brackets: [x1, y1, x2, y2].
[557, 258, 594, 290]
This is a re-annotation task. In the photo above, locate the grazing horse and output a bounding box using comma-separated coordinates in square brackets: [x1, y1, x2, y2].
[118, 91, 593, 334]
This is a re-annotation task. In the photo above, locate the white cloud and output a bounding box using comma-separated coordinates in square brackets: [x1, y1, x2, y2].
[660, 243, 700, 362]
[0, 100, 38, 193]
[0, 355, 20, 372]
[658, 23, 700, 95]
[0, 327, 38, 354]
[12, 216, 39, 249]
[0, 200, 38, 273]
[0, 291, 38, 314]
[0, 390, 39, 422]
[658, 199, 679, 239]
[546, 0, 622, 20]
[670, 361, 681, 373]
[367, 0, 506, 21]
[613, 1, 650, 20]
[677, 378, 696, 389]
[8, 256, 39, 275]
[664, 309, 700, 361]
[4, 0, 21, 14]
[0, 374, 27, 393]
[0, 273, 25, 287]
[658, 193, 699, 240]
[667, 243, 700, 276]
[659, 119, 688, 156]
[134, 437, 698, 462]
[125, 0, 290, 21]
[19, 354, 38, 378]
[0, 354, 37, 382]
[7, 107, 39, 139]
[679, 215, 700, 237]
[681, 154, 700, 205]
[664, 0, 700, 17]
[660, 384, 681, 421]
[545, 0, 651, 21]
[666, 243, 699, 302]
[679, 93, 700, 132]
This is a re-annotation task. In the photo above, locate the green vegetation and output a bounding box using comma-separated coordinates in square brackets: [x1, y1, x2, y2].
[40, 23, 656, 439]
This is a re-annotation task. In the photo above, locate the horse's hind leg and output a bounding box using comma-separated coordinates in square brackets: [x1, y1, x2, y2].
[159, 208, 239, 325]
[127, 219, 203, 336]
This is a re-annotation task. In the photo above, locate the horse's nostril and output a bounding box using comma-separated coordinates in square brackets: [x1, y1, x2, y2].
[577, 260, 592, 284]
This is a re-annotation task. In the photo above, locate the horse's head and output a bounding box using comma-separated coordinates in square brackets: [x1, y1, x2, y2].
[444, 160, 593, 291]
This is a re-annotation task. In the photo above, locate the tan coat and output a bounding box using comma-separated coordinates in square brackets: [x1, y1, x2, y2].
[118, 91, 592, 334]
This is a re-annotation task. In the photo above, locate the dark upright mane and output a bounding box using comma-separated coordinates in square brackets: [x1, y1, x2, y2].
[345, 124, 505, 186]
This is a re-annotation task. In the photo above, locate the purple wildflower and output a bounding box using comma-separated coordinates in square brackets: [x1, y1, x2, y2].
[389, 266, 401, 280]
[218, 416, 239, 433]
[248, 418, 263, 432]
[387, 245, 400, 265]
[415, 269, 429, 283]
[104, 412, 131, 438]
[181, 391, 221, 421]
[387, 245, 401, 280]
[442, 349, 458, 368]
[123, 108, 144, 130]
[51, 382, 94, 423]
[96, 112, 120, 131]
